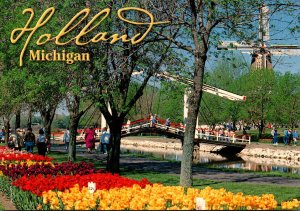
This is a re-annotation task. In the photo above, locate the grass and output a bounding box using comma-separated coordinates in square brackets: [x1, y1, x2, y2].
[0, 202, 4, 210]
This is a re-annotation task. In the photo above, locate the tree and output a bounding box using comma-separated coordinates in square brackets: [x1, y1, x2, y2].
[0, 69, 26, 144]
[270, 72, 300, 129]
[242, 69, 275, 137]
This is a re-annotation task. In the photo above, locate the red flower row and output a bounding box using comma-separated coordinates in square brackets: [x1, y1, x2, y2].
[0, 147, 53, 162]
[13, 173, 151, 196]
[0, 153, 53, 162]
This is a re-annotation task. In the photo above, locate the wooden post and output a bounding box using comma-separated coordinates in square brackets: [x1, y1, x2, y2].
[249, 136, 251, 144]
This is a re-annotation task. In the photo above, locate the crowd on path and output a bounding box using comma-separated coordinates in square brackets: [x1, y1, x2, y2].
[2, 127, 50, 156]
[1, 125, 112, 156]
[271, 128, 298, 146]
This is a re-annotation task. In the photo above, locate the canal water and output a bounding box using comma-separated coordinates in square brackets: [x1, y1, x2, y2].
[121, 145, 300, 174]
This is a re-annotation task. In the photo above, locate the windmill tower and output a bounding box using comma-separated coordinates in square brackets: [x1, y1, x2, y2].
[218, 3, 300, 70]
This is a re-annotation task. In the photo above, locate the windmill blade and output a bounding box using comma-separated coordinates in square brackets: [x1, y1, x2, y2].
[269, 49, 300, 56]
[217, 41, 255, 51]
[259, 4, 270, 43]
[269, 45, 300, 56]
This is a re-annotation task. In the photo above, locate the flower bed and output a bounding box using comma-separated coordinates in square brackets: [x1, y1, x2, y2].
[42, 184, 279, 210]
[0, 146, 299, 210]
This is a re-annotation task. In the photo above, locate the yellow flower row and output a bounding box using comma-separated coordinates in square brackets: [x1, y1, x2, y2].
[281, 199, 300, 210]
[0, 160, 53, 167]
[42, 184, 280, 210]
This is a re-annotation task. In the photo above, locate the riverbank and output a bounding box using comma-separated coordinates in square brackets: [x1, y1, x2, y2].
[121, 136, 300, 162]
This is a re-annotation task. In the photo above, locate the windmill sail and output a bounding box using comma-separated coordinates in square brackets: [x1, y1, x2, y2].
[259, 5, 270, 44]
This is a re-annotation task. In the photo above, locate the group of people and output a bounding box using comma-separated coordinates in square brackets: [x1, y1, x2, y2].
[271, 128, 298, 146]
[64, 126, 111, 154]
[197, 128, 239, 142]
[5, 127, 49, 156]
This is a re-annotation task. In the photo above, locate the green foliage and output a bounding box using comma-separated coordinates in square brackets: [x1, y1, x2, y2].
[53, 115, 70, 129]
[269, 72, 300, 128]
[201, 57, 248, 126]
[153, 82, 185, 123]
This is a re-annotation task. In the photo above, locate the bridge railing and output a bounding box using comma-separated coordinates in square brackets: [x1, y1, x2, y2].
[195, 132, 251, 144]
[120, 119, 251, 145]
[154, 123, 185, 134]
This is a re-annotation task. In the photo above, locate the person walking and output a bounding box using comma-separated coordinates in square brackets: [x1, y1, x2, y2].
[273, 129, 278, 145]
[63, 128, 70, 151]
[293, 130, 298, 146]
[151, 114, 157, 127]
[165, 118, 171, 130]
[288, 129, 293, 145]
[0, 128, 5, 143]
[283, 128, 289, 145]
[271, 128, 275, 137]
[100, 127, 110, 154]
[36, 128, 47, 156]
[149, 113, 153, 127]
[126, 119, 131, 133]
[24, 128, 35, 153]
[84, 126, 96, 153]
[16, 129, 25, 150]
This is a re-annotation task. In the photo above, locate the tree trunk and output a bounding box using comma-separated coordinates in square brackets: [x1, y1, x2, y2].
[27, 108, 32, 128]
[258, 98, 264, 138]
[258, 119, 264, 138]
[41, 110, 56, 143]
[107, 118, 123, 174]
[68, 115, 80, 162]
[15, 110, 21, 129]
[180, 49, 206, 187]
[180, 89, 202, 187]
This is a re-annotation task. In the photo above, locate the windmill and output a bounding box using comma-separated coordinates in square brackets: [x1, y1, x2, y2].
[217, 3, 300, 70]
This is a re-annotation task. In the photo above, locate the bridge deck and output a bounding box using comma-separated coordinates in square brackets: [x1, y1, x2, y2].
[121, 123, 247, 154]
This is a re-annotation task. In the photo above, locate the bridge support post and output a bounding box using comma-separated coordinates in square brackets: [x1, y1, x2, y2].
[248, 136, 251, 144]
[101, 103, 111, 132]
[232, 134, 235, 143]
[216, 132, 219, 141]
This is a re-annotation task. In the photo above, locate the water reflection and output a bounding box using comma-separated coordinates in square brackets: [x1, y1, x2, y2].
[121, 145, 300, 174]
